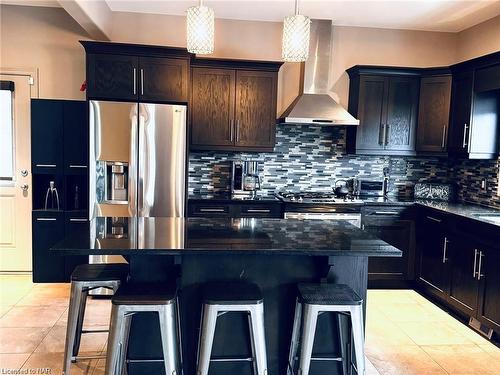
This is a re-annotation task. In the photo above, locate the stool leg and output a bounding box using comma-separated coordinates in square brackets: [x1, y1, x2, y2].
[119, 313, 133, 375]
[196, 304, 218, 375]
[247, 312, 258, 375]
[298, 304, 318, 375]
[72, 289, 89, 358]
[337, 313, 347, 375]
[287, 298, 302, 375]
[349, 305, 365, 375]
[159, 304, 180, 375]
[63, 281, 84, 375]
[249, 304, 268, 375]
[105, 305, 125, 375]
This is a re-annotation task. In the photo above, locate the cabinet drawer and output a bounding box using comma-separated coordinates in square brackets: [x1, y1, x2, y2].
[238, 204, 282, 218]
[189, 203, 231, 217]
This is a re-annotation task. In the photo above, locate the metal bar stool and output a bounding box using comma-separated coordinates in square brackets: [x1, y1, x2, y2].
[287, 283, 365, 375]
[63, 263, 129, 375]
[105, 282, 182, 375]
[197, 282, 268, 375]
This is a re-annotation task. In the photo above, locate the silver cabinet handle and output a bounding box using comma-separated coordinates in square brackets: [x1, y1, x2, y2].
[36, 217, 57, 221]
[462, 123, 469, 148]
[473, 249, 479, 278]
[371, 211, 399, 216]
[140, 68, 144, 95]
[246, 209, 271, 213]
[69, 165, 87, 169]
[69, 218, 87, 222]
[236, 120, 240, 142]
[36, 164, 56, 168]
[199, 208, 225, 213]
[133, 68, 137, 95]
[441, 126, 447, 148]
[477, 251, 485, 280]
[229, 119, 234, 142]
[385, 123, 389, 145]
[426, 215, 442, 223]
[442, 237, 449, 263]
[381, 124, 387, 146]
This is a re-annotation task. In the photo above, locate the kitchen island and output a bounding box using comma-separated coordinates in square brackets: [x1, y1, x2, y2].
[53, 217, 401, 375]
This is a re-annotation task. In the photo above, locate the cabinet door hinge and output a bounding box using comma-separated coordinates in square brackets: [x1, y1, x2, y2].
[28, 76, 34, 85]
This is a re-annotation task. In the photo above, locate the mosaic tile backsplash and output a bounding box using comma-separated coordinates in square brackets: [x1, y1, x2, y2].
[189, 125, 500, 208]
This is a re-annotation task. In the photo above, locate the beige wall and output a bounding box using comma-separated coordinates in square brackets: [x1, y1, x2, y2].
[0, 5, 88, 100]
[1, 4, 499, 107]
[330, 26, 458, 106]
[456, 15, 500, 62]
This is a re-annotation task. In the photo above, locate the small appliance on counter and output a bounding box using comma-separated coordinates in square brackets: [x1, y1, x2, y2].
[231, 160, 262, 198]
[354, 177, 388, 198]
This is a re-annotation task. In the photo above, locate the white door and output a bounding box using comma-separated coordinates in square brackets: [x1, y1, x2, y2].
[0, 74, 33, 271]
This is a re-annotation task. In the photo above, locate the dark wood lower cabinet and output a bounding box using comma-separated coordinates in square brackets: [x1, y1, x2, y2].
[417, 213, 450, 297]
[32, 211, 66, 283]
[363, 206, 415, 285]
[417, 208, 500, 337]
[477, 248, 500, 332]
[188, 201, 282, 218]
[448, 239, 480, 316]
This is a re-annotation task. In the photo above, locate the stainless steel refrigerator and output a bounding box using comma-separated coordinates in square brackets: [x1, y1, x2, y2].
[88, 101, 187, 292]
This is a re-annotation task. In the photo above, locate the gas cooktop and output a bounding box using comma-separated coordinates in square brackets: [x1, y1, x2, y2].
[275, 191, 364, 204]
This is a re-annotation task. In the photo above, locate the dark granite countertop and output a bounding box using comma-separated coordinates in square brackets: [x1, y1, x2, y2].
[415, 199, 500, 227]
[51, 217, 402, 257]
[188, 192, 281, 202]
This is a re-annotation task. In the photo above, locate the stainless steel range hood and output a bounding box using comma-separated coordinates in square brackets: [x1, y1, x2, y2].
[278, 20, 359, 126]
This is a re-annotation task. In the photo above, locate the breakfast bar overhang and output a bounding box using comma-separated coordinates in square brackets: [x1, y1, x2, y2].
[53, 217, 401, 375]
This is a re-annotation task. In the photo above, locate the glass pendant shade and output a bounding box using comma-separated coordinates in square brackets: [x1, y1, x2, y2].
[282, 14, 311, 62]
[186, 2, 215, 54]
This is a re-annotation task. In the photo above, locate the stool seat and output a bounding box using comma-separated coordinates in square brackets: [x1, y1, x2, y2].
[112, 283, 177, 305]
[71, 263, 129, 282]
[298, 283, 362, 306]
[202, 281, 263, 305]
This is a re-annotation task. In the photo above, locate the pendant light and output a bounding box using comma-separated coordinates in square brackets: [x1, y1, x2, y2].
[282, 0, 311, 62]
[186, 0, 215, 54]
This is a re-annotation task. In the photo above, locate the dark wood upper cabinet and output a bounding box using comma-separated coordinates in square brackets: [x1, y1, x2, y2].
[63, 101, 88, 172]
[234, 70, 277, 149]
[139, 57, 189, 102]
[346, 67, 419, 155]
[448, 70, 473, 155]
[81, 41, 192, 102]
[87, 54, 139, 101]
[385, 77, 419, 152]
[190, 58, 282, 152]
[416, 75, 452, 153]
[191, 68, 235, 147]
[354, 75, 386, 152]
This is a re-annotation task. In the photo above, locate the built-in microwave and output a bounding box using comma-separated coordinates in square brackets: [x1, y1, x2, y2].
[355, 178, 388, 197]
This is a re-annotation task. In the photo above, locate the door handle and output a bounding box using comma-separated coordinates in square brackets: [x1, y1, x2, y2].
[133, 68, 137, 95]
[441, 126, 447, 148]
[426, 216, 442, 223]
[462, 123, 469, 149]
[140, 68, 144, 96]
[477, 251, 485, 280]
[246, 209, 271, 213]
[473, 249, 478, 278]
[442, 237, 449, 263]
[20, 184, 29, 191]
[199, 208, 226, 213]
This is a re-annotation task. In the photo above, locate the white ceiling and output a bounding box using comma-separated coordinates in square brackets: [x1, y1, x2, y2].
[103, 0, 500, 32]
[3, 0, 500, 32]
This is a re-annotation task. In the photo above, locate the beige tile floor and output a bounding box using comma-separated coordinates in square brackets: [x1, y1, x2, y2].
[0, 274, 499, 374]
